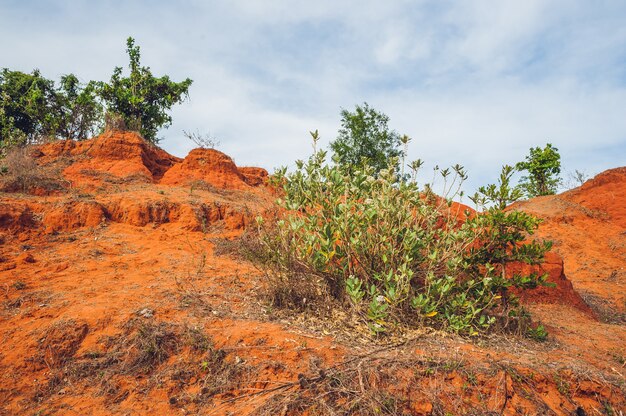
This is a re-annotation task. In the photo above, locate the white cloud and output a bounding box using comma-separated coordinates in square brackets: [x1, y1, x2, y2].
[1, 0, 624, 192]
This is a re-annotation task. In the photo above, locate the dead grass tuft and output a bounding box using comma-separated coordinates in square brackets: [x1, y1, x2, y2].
[29, 317, 254, 410]
[0, 146, 68, 194]
[30, 319, 89, 371]
[239, 226, 338, 315]
[119, 318, 180, 374]
[581, 291, 626, 324]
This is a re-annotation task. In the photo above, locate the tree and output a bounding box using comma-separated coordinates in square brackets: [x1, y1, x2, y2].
[468, 165, 554, 332]
[0, 69, 57, 149]
[516, 143, 561, 197]
[0, 69, 103, 154]
[56, 74, 103, 141]
[330, 102, 402, 174]
[98, 37, 193, 144]
[565, 169, 589, 189]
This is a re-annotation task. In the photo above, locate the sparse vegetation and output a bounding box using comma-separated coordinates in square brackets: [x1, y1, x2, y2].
[249, 340, 601, 416]
[12, 281, 26, 290]
[565, 169, 590, 189]
[29, 317, 252, 412]
[184, 129, 220, 149]
[122, 319, 180, 373]
[526, 324, 548, 341]
[580, 291, 626, 324]
[0, 146, 67, 193]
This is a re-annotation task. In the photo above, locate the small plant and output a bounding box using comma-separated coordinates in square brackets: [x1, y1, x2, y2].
[468, 165, 554, 331]
[526, 324, 548, 341]
[601, 400, 615, 416]
[184, 129, 220, 149]
[609, 350, 625, 366]
[553, 373, 570, 397]
[516, 143, 562, 197]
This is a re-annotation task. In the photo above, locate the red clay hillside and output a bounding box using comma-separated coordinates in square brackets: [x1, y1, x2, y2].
[0, 132, 624, 415]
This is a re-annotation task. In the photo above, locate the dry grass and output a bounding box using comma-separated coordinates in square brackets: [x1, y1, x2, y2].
[104, 112, 141, 133]
[581, 291, 626, 324]
[78, 168, 152, 184]
[0, 146, 67, 193]
[29, 317, 253, 410]
[32, 319, 89, 369]
[234, 346, 484, 415]
[2, 290, 57, 318]
[211, 236, 245, 258]
[237, 226, 339, 316]
[243, 342, 622, 416]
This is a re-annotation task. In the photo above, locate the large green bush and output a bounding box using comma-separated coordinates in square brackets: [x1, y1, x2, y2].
[0, 69, 102, 155]
[0, 69, 57, 149]
[254, 133, 552, 336]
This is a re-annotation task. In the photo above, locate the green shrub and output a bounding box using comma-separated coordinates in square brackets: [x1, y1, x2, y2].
[253, 134, 552, 336]
[0, 68, 57, 149]
[516, 143, 561, 197]
[0, 69, 102, 151]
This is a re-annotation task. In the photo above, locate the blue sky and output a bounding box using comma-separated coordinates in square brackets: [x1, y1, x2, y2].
[1, 0, 625, 192]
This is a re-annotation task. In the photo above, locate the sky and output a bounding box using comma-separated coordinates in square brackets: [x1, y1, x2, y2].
[1, 0, 625, 193]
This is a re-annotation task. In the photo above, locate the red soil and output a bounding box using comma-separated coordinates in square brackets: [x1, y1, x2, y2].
[509, 251, 593, 315]
[38, 130, 181, 184]
[160, 148, 260, 189]
[0, 134, 624, 415]
[512, 167, 626, 319]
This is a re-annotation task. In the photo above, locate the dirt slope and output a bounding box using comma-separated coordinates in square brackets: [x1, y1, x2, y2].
[0, 135, 624, 415]
[512, 167, 626, 323]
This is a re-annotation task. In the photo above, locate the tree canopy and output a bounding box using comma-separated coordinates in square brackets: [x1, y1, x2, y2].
[0, 69, 102, 154]
[1, 37, 193, 152]
[516, 143, 561, 197]
[98, 37, 193, 143]
[330, 102, 402, 174]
